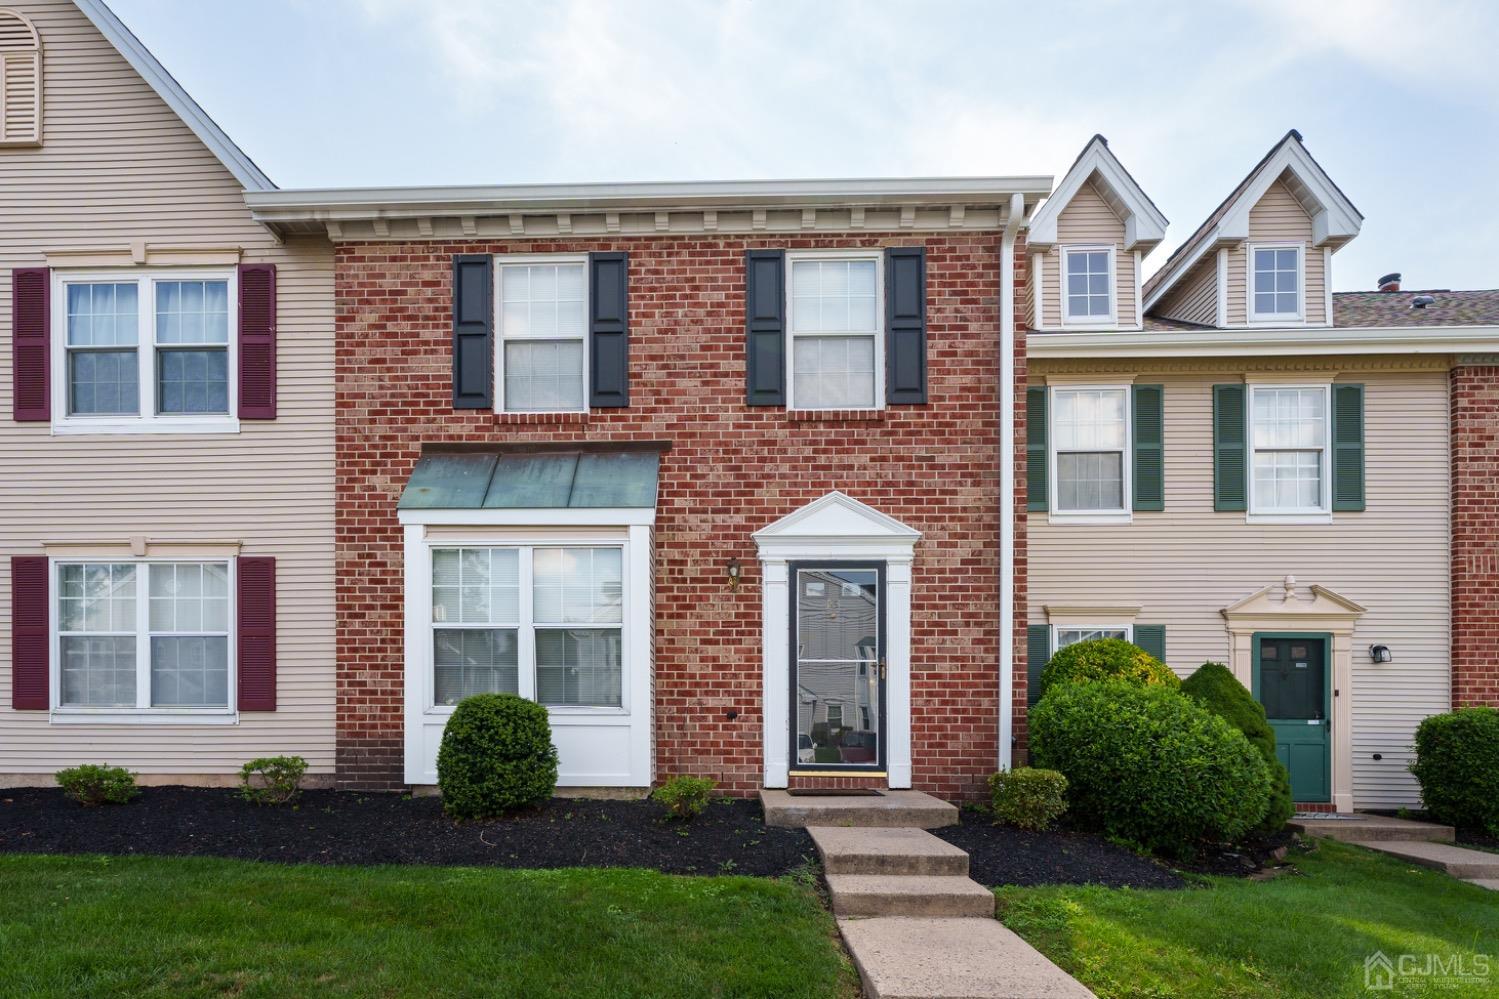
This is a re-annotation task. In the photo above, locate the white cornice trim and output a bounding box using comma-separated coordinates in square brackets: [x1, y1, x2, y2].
[1029, 325, 1499, 359]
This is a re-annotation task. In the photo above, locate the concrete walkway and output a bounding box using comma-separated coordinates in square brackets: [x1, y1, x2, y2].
[762, 790, 1094, 999]
[1291, 812, 1499, 891]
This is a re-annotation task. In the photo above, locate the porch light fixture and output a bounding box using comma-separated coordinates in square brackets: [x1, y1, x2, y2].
[1369, 644, 1392, 664]
[726, 557, 742, 590]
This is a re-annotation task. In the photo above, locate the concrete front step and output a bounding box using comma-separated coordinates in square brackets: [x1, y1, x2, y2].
[1467, 879, 1499, 891]
[826, 874, 996, 918]
[837, 917, 1097, 999]
[1289, 813, 1454, 843]
[760, 788, 958, 828]
[809, 826, 969, 876]
[1359, 839, 1499, 879]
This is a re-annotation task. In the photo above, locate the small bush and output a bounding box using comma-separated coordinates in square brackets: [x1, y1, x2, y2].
[437, 693, 558, 820]
[1411, 707, 1499, 836]
[55, 764, 138, 806]
[653, 775, 717, 820]
[1031, 680, 1272, 856]
[1182, 661, 1294, 833]
[988, 768, 1068, 831]
[239, 755, 309, 806]
[1038, 638, 1180, 699]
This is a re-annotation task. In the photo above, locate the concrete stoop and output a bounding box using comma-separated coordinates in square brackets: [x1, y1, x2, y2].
[761, 789, 959, 828]
[1289, 813, 1455, 844]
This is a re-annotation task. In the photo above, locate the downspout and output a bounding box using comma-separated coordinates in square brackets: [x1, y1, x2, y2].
[999, 191, 1025, 771]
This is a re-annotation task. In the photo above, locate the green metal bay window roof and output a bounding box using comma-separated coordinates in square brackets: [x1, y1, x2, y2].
[399, 450, 660, 510]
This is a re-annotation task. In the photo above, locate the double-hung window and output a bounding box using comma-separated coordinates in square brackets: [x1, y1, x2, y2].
[1250, 385, 1329, 515]
[1051, 386, 1129, 516]
[1062, 247, 1113, 324]
[1055, 625, 1131, 649]
[54, 270, 235, 432]
[495, 257, 587, 413]
[431, 545, 624, 708]
[54, 560, 233, 716]
[787, 252, 882, 410]
[1250, 245, 1302, 322]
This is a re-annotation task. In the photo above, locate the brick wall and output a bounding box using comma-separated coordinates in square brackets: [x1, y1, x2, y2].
[1451, 365, 1499, 707]
[335, 231, 1028, 797]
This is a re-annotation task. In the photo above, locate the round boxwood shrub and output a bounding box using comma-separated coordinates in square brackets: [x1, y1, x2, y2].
[1031, 679, 1272, 856]
[1037, 638, 1180, 700]
[1411, 706, 1499, 836]
[437, 693, 559, 819]
[1181, 661, 1293, 833]
[988, 767, 1068, 831]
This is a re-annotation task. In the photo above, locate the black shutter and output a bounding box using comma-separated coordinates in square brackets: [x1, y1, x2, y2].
[452, 255, 492, 409]
[1027, 624, 1051, 708]
[1133, 625, 1167, 665]
[745, 250, 785, 405]
[1213, 384, 1247, 511]
[1332, 384, 1365, 512]
[885, 247, 927, 405]
[589, 252, 629, 408]
[1026, 387, 1048, 511]
[1132, 384, 1164, 511]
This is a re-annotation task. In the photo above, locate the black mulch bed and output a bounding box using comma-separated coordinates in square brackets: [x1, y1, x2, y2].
[1457, 829, 1499, 853]
[1170, 826, 1300, 878]
[0, 787, 816, 877]
[934, 819, 1185, 889]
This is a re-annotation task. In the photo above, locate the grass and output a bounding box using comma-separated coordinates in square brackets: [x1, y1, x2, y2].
[0, 854, 858, 999]
[996, 839, 1499, 999]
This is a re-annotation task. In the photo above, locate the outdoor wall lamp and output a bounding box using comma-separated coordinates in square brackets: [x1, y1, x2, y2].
[1369, 644, 1393, 664]
[726, 557, 742, 590]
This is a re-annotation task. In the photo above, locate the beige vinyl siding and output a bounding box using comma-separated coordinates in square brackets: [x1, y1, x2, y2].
[1153, 256, 1217, 327]
[1039, 179, 1136, 329]
[1225, 178, 1327, 326]
[1030, 363, 1450, 808]
[0, 1, 334, 775]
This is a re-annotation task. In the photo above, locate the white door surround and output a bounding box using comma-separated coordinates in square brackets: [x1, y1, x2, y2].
[754, 492, 920, 788]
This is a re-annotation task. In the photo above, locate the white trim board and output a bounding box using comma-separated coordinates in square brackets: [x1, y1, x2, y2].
[1028, 325, 1499, 359]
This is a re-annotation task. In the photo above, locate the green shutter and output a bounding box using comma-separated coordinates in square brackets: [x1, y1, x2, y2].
[1134, 624, 1167, 664]
[1213, 384, 1247, 511]
[1026, 624, 1050, 707]
[1132, 384, 1164, 511]
[1332, 383, 1365, 512]
[1027, 387, 1048, 512]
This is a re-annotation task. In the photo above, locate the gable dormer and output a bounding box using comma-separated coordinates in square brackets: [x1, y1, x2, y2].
[1144, 130, 1362, 329]
[1027, 135, 1167, 333]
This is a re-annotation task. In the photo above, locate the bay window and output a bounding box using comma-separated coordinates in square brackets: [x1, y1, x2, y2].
[1051, 386, 1130, 515]
[1250, 385, 1329, 515]
[787, 253, 882, 410]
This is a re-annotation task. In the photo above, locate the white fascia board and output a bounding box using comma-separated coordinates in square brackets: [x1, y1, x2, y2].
[1028, 325, 1499, 359]
[397, 508, 655, 527]
[1028, 139, 1166, 251]
[74, 0, 275, 192]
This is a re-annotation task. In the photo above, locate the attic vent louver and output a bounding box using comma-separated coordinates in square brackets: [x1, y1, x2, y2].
[1411, 295, 1436, 310]
[0, 9, 41, 147]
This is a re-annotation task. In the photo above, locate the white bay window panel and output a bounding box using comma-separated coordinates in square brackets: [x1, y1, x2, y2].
[497, 260, 588, 413]
[788, 256, 881, 410]
[1250, 386, 1328, 514]
[1052, 387, 1129, 514]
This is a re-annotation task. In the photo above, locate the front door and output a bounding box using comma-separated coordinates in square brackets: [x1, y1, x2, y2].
[790, 562, 885, 773]
[1255, 634, 1331, 803]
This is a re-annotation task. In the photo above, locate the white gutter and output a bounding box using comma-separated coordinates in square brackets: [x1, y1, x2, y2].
[1029, 324, 1499, 359]
[998, 192, 1025, 772]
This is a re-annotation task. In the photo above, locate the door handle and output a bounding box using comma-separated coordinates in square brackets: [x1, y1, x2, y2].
[879, 658, 887, 681]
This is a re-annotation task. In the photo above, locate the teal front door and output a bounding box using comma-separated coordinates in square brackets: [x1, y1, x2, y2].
[1255, 635, 1331, 803]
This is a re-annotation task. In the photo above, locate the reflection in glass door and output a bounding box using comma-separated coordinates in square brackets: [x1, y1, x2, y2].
[791, 563, 884, 771]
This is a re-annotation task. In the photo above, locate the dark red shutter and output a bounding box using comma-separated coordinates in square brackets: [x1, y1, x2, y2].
[236, 556, 276, 710]
[238, 263, 277, 419]
[12, 267, 50, 421]
[11, 556, 48, 709]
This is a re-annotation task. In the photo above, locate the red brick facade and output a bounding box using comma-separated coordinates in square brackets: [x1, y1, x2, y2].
[1451, 365, 1499, 707]
[334, 231, 1028, 797]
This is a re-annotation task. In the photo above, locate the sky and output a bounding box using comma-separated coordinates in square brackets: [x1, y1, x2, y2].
[108, 0, 1499, 292]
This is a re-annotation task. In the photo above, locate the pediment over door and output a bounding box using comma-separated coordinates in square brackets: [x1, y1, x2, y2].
[1222, 575, 1365, 628]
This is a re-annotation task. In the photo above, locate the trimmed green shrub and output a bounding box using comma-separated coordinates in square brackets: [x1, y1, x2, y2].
[55, 764, 139, 806]
[653, 775, 717, 820]
[1182, 661, 1294, 833]
[1038, 638, 1180, 699]
[239, 755, 309, 806]
[437, 694, 559, 819]
[988, 768, 1068, 831]
[1031, 680, 1272, 856]
[1411, 706, 1499, 836]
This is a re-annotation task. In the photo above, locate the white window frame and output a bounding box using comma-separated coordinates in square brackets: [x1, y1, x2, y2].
[48, 557, 238, 725]
[1052, 623, 1133, 650]
[1060, 245, 1116, 327]
[1247, 382, 1333, 524]
[50, 268, 240, 435]
[1048, 383, 1132, 524]
[1247, 243, 1305, 325]
[493, 254, 590, 415]
[785, 249, 885, 412]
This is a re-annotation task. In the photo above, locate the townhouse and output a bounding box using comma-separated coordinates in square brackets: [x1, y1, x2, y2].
[4, 0, 1497, 811]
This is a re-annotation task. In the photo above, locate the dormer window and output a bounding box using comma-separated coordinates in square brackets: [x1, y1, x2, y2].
[1063, 247, 1114, 325]
[1250, 245, 1303, 322]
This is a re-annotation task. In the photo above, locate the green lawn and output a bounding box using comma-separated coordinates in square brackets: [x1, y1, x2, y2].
[0, 854, 858, 999]
[997, 839, 1499, 999]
